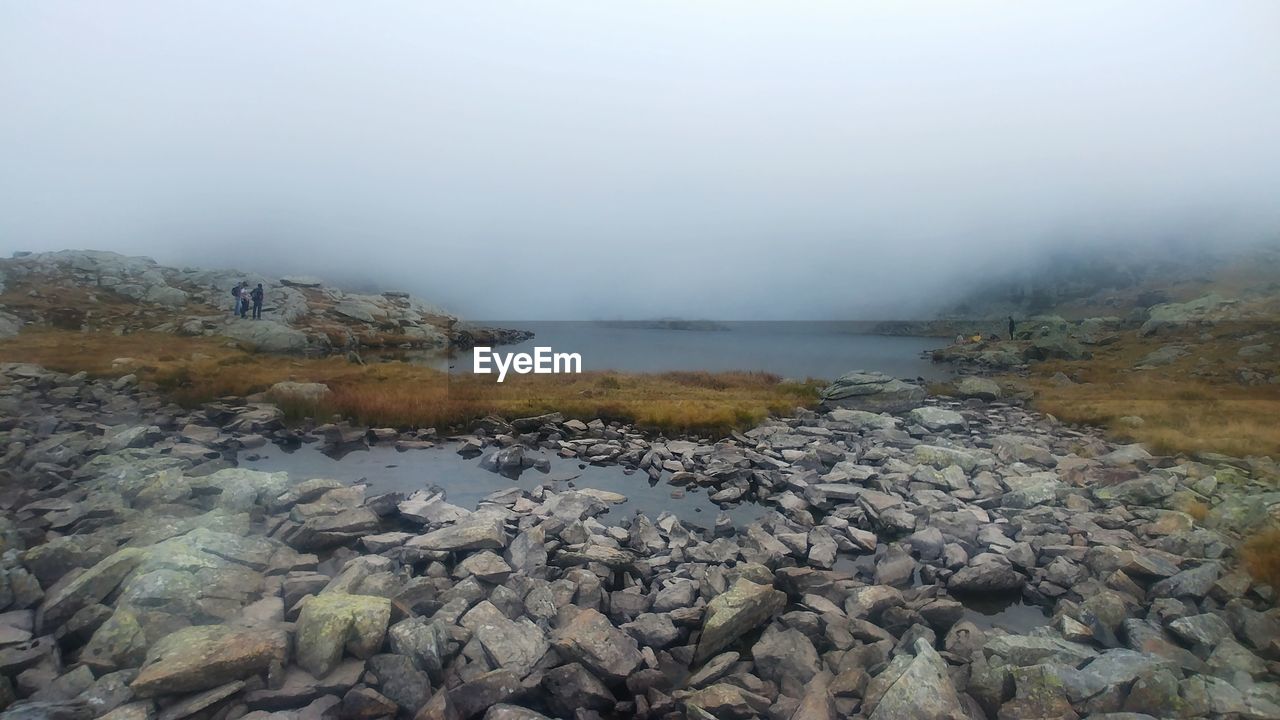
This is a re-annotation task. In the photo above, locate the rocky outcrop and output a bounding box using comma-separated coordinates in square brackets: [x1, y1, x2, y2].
[819, 371, 925, 413]
[0, 250, 531, 355]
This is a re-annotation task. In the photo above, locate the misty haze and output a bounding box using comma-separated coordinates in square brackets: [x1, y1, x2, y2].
[4, 2, 1278, 319]
[1, 4, 1279, 720]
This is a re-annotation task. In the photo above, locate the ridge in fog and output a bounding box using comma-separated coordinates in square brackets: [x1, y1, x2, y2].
[2, 2, 1279, 320]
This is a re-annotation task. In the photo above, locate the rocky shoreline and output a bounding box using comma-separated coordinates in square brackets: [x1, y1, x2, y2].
[0, 364, 1278, 719]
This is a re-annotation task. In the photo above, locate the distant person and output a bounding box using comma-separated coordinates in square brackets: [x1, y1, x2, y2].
[250, 283, 264, 319]
[238, 281, 250, 319]
[1008, 315, 1016, 339]
[231, 283, 243, 315]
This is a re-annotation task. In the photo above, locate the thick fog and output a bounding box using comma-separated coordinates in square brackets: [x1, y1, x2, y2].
[2, 1, 1278, 320]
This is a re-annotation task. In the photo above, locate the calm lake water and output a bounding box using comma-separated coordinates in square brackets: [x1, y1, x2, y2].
[402, 321, 947, 381]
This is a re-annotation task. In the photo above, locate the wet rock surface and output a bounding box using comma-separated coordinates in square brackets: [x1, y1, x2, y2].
[0, 362, 1278, 719]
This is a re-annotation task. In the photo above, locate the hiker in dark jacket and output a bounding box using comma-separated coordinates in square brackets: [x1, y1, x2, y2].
[1008, 316, 1016, 340]
[251, 284, 265, 320]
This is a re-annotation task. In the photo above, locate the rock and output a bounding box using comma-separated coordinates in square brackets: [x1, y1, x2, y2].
[155, 681, 243, 720]
[295, 594, 392, 677]
[408, 515, 507, 552]
[683, 683, 770, 719]
[541, 663, 614, 717]
[791, 671, 836, 720]
[907, 407, 967, 432]
[984, 635, 1097, 667]
[341, 687, 398, 720]
[819, 371, 925, 413]
[912, 445, 979, 472]
[1001, 664, 1078, 719]
[219, 320, 311, 353]
[551, 609, 642, 683]
[694, 579, 786, 664]
[131, 625, 287, 696]
[621, 613, 679, 649]
[474, 617, 549, 679]
[955, 377, 1002, 401]
[367, 654, 431, 713]
[482, 705, 550, 720]
[38, 548, 146, 632]
[826, 408, 898, 431]
[752, 625, 820, 692]
[866, 638, 967, 720]
[948, 554, 1024, 593]
[1150, 562, 1220, 599]
[450, 670, 522, 719]
[1168, 613, 1232, 650]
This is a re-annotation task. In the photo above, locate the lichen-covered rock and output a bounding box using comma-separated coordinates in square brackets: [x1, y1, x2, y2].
[295, 593, 391, 677]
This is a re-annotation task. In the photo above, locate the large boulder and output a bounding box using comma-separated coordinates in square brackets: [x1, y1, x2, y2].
[1140, 294, 1231, 336]
[218, 320, 312, 353]
[819, 371, 924, 413]
[954, 376, 1002, 401]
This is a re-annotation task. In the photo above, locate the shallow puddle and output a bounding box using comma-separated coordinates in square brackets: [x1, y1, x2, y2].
[954, 590, 1051, 633]
[240, 442, 770, 530]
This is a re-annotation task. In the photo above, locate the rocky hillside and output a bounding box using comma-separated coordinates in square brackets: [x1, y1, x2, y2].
[939, 242, 1280, 323]
[0, 251, 530, 354]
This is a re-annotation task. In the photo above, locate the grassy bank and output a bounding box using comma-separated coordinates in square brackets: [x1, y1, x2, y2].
[1024, 322, 1280, 459]
[0, 329, 821, 436]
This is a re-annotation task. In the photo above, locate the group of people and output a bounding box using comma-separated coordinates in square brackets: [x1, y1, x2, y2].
[231, 281, 265, 319]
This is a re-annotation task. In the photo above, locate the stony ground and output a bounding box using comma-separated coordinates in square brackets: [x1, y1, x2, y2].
[0, 364, 1278, 720]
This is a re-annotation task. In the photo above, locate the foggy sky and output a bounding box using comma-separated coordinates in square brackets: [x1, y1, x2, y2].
[2, 2, 1279, 320]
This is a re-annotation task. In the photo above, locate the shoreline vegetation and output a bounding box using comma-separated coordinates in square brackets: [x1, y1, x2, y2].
[0, 329, 823, 437]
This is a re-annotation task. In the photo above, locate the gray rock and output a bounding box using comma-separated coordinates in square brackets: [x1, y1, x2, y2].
[694, 579, 786, 664]
[408, 514, 507, 552]
[368, 654, 431, 713]
[551, 608, 643, 683]
[907, 407, 967, 432]
[947, 554, 1024, 593]
[820, 372, 925, 413]
[866, 638, 967, 720]
[752, 625, 820, 692]
[541, 663, 614, 717]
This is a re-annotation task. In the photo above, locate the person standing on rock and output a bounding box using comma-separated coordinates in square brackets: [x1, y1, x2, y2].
[238, 281, 250, 318]
[250, 283, 264, 320]
[231, 283, 243, 316]
[1008, 315, 1016, 340]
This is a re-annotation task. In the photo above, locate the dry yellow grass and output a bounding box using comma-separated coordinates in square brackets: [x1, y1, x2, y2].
[1025, 322, 1280, 459]
[1241, 527, 1280, 591]
[0, 329, 820, 436]
[1179, 498, 1211, 523]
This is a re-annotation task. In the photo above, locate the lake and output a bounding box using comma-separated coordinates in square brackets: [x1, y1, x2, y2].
[401, 321, 947, 381]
